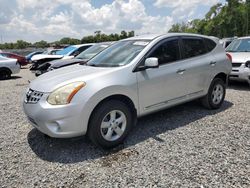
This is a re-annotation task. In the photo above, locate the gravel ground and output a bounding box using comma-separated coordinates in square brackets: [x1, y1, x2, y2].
[0, 67, 249, 188]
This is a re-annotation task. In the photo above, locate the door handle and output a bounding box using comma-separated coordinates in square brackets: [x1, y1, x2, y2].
[176, 69, 186, 75]
[210, 61, 217, 66]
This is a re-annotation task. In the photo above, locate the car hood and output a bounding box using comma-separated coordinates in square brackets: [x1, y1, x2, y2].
[31, 54, 64, 61]
[29, 64, 114, 92]
[227, 52, 250, 63]
[50, 58, 86, 68]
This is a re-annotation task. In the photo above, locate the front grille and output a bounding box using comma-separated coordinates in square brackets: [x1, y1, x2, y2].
[232, 69, 239, 72]
[232, 63, 242, 68]
[25, 89, 43, 104]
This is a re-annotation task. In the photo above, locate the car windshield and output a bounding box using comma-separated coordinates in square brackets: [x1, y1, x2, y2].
[86, 40, 150, 67]
[226, 38, 250, 52]
[76, 44, 110, 60]
[56, 46, 76, 55]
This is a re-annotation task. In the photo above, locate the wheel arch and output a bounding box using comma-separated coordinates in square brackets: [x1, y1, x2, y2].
[87, 94, 137, 132]
[0, 67, 12, 74]
[214, 72, 228, 85]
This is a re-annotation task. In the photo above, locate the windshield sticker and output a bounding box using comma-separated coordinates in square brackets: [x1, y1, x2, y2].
[133, 41, 149, 46]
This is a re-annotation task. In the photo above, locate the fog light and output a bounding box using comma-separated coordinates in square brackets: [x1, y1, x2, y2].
[48, 122, 61, 132]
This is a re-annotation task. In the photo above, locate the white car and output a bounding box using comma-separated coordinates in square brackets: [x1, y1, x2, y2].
[0, 55, 20, 79]
[219, 37, 236, 48]
[226, 37, 250, 83]
[30, 44, 95, 71]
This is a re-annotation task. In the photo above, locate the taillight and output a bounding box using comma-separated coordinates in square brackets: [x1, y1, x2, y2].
[226, 53, 232, 62]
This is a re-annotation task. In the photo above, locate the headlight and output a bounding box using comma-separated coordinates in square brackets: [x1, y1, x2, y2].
[47, 82, 85, 105]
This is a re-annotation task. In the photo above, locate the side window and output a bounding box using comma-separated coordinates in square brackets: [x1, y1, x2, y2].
[148, 39, 181, 65]
[78, 46, 91, 53]
[182, 38, 207, 58]
[204, 38, 217, 52]
[0, 53, 7, 57]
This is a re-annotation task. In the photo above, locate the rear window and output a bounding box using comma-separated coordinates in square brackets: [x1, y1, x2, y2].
[182, 38, 207, 58]
[204, 38, 217, 52]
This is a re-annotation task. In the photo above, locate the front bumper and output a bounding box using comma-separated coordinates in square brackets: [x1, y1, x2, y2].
[229, 65, 250, 82]
[23, 93, 88, 138]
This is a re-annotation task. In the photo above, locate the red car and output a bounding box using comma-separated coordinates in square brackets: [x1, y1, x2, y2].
[0, 52, 28, 66]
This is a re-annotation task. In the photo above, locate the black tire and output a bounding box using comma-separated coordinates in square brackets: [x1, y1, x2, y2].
[201, 78, 226, 109]
[88, 100, 133, 149]
[0, 69, 11, 80]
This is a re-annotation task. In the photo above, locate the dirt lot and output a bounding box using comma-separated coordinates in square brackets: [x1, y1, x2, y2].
[0, 67, 249, 187]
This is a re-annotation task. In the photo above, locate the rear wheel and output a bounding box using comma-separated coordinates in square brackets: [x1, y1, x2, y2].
[201, 78, 226, 109]
[0, 69, 11, 80]
[88, 100, 133, 149]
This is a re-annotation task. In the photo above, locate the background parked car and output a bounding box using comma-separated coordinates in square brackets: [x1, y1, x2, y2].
[0, 55, 20, 79]
[35, 42, 113, 76]
[0, 52, 28, 66]
[30, 44, 94, 71]
[26, 51, 44, 63]
[226, 36, 250, 83]
[220, 37, 236, 48]
[43, 48, 63, 55]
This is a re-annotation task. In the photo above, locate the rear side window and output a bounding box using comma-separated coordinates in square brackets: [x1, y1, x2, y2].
[182, 38, 207, 58]
[204, 38, 217, 52]
[148, 39, 181, 65]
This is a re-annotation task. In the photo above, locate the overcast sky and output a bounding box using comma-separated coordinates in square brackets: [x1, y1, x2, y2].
[0, 0, 224, 43]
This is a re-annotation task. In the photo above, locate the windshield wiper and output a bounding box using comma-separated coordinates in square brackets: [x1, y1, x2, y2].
[79, 61, 87, 65]
[87, 63, 120, 67]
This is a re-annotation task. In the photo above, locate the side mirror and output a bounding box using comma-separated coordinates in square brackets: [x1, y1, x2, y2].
[145, 57, 159, 68]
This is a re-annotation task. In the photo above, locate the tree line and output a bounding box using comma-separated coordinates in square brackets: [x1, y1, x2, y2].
[169, 0, 250, 38]
[0, 30, 135, 49]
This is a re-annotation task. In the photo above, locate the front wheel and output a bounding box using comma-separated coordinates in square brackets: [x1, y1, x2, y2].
[0, 70, 11, 80]
[201, 78, 226, 109]
[88, 100, 133, 149]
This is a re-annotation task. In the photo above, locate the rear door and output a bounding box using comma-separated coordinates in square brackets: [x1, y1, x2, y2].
[179, 37, 214, 97]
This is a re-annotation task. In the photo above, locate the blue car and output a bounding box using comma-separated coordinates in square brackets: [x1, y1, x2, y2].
[26, 51, 43, 62]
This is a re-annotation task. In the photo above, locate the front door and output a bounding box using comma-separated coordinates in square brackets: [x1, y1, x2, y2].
[136, 38, 189, 115]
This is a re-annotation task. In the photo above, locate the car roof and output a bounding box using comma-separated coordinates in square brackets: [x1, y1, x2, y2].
[123, 33, 216, 41]
[237, 36, 250, 39]
[73, 43, 96, 47]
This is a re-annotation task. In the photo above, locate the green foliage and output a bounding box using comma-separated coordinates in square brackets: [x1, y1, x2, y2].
[169, 0, 250, 38]
[33, 40, 49, 48]
[59, 37, 81, 45]
[0, 31, 135, 49]
[15, 40, 31, 49]
[81, 30, 135, 43]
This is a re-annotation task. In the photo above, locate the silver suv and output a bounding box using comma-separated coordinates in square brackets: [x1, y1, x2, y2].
[23, 33, 232, 148]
